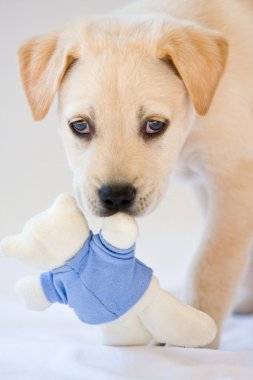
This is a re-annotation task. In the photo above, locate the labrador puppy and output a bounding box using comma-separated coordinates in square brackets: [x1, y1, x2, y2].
[17, 0, 253, 347]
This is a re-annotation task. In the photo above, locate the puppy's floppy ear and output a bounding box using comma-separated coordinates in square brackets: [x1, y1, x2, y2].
[157, 24, 228, 115]
[19, 32, 78, 120]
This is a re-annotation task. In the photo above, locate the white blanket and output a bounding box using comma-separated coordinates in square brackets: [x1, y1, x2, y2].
[0, 300, 252, 380]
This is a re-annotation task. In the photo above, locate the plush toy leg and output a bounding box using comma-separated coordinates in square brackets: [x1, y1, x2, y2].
[16, 275, 51, 311]
[100, 315, 152, 346]
[138, 288, 217, 348]
[0, 194, 89, 269]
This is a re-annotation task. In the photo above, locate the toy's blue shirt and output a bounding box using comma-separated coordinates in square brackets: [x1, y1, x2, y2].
[40, 232, 153, 325]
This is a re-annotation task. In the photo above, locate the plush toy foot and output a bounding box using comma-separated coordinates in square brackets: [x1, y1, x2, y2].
[204, 334, 220, 349]
[101, 212, 138, 249]
[16, 275, 51, 311]
[101, 315, 152, 346]
[139, 287, 217, 348]
[0, 194, 89, 269]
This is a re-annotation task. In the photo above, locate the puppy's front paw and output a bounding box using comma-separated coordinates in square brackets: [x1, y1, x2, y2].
[16, 275, 51, 311]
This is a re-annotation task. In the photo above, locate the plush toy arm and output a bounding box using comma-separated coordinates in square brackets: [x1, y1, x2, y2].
[139, 282, 217, 347]
[16, 275, 51, 311]
[101, 212, 138, 249]
[0, 194, 89, 270]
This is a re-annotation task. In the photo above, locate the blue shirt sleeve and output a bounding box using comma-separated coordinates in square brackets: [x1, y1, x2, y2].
[40, 271, 68, 304]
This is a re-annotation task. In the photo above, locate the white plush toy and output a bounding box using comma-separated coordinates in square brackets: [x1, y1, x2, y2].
[1, 194, 216, 347]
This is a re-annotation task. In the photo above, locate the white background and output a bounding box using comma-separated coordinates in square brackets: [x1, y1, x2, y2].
[0, 0, 204, 299]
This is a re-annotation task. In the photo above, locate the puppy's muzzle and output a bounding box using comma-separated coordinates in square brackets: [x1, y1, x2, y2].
[99, 183, 136, 213]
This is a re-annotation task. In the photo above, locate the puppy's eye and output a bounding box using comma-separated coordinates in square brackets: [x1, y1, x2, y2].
[146, 119, 168, 134]
[69, 120, 91, 135]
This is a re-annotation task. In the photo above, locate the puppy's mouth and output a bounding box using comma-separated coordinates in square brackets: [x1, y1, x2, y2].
[93, 208, 119, 217]
[87, 205, 147, 218]
[75, 186, 156, 217]
[81, 201, 139, 217]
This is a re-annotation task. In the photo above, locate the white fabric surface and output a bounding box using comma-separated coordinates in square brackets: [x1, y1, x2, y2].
[0, 299, 252, 380]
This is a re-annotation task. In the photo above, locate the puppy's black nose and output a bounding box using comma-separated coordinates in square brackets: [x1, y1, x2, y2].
[99, 183, 136, 212]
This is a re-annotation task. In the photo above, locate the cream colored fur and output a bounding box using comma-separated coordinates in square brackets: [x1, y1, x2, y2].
[1, 195, 216, 347]
[15, 0, 253, 347]
[233, 248, 253, 314]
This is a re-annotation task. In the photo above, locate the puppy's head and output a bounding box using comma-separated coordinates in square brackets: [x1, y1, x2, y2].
[19, 15, 227, 216]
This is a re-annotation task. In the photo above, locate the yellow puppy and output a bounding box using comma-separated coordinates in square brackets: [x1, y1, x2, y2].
[16, 0, 253, 347]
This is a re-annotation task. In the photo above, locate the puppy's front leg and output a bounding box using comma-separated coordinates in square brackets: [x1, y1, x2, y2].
[233, 247, 253, 314]
[188, 170, 253, 348]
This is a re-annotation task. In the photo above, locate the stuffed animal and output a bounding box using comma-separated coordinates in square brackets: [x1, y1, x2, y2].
[0, 194, 216, 347]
